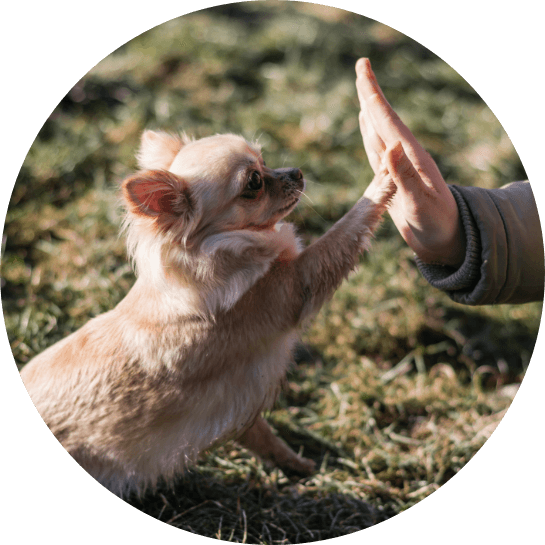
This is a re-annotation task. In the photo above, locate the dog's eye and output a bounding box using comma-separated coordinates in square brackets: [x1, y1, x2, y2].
[246, 171, 263, 191]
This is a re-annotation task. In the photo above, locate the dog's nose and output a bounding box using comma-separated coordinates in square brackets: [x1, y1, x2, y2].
[276, 167, 303, 181]
[290, 168, 303, 181]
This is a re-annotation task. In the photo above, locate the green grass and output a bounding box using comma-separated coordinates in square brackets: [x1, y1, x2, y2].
[2, 3, 541, 542]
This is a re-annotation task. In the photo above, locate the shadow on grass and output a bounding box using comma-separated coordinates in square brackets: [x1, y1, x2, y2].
[125, 469, 394, 543]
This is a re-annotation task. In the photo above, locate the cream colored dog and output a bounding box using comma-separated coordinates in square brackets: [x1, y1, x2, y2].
[20, 130, 394, 497]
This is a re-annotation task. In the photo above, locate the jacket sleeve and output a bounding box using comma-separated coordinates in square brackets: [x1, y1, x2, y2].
[416, 182, 544, 305]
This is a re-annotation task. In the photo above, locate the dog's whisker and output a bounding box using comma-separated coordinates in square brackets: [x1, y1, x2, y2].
[294, 188, 327, 220]
[302, 178, 326, 187]
[295, 189, 315, 205]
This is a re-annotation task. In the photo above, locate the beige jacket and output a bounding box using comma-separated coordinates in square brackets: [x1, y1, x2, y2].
[417, 182, 544, 305]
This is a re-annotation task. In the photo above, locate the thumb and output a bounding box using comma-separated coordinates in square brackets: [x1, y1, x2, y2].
[384, 141, 427, 197]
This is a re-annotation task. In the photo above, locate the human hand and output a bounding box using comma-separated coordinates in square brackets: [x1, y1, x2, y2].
[356, 58, 465, 268]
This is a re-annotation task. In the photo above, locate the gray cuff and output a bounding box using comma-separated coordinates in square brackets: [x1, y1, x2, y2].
[415, 185, 482, 294]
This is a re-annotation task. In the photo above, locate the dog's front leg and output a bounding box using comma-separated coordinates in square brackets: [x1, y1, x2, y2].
[293, 179, 394, 323]
[237, 416, 315, 476]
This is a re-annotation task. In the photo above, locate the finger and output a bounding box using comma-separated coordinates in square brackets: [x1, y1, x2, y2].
[384, 141, 429, 196]
[356, 58, 420, 149]
[355, 58, 389, 105]
[356, 58, 387, 162]
[359, 107, 385, 173]
[366, 93, 419, 149]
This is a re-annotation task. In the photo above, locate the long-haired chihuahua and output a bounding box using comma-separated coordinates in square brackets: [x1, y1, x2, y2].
[20, 130, 394, 497]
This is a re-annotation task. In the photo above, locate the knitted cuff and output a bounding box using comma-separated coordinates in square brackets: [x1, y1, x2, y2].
[415, 185, 482, 292]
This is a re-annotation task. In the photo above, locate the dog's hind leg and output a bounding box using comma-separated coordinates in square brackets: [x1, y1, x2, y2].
[237, 415, 315, 476]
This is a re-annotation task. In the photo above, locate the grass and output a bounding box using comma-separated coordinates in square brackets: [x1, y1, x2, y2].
[2, 2, 541, 543]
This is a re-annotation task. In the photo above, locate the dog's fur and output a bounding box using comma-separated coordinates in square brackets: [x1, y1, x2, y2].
[20, 131, 394, 497]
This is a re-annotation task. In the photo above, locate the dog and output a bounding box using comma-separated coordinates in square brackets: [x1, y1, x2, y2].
[20, 130, 395, 497]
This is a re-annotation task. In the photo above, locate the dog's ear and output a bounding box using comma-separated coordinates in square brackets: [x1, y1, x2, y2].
[122, 170, 194, 220]
[136, 130, 189, 170]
